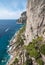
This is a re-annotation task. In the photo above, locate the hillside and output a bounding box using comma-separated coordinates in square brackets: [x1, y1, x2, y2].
[7, 0, 45, 65]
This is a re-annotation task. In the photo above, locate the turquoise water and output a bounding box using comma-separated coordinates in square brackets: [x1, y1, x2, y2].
[0, 20, 23, 65]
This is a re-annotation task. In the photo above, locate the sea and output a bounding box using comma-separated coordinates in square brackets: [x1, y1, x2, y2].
[0, 20, 23, 65]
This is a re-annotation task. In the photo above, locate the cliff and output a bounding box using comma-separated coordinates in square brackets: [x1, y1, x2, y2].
[7, 0, 45, 65]
[7, 25, 26, 65]
[25, 0, 45, 44]
[17, 11, 27, 24]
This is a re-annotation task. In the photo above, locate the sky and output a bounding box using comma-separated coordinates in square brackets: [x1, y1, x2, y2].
[0, 0, 26, 19]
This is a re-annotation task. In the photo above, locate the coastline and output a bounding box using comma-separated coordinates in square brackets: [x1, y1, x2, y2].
[6, 31, 19, 65]
[6, 27, 23, 65]
[6, 54, 13, 65]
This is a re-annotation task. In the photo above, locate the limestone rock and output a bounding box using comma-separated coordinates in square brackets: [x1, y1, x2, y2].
[25, 0, 45, 44]
[17, 11, 27, 24]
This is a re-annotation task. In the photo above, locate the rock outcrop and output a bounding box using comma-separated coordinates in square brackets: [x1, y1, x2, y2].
[17, 11, 27, 24]
[25, 0, 45, 44]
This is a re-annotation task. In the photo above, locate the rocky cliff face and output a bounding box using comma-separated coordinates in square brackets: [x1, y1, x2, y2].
[17, 11, 27, 24]
[25, 0, 45, 44]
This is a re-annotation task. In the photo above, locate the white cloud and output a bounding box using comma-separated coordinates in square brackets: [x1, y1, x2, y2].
[0, 8, 26, 19]
[0, 1, 26, 19]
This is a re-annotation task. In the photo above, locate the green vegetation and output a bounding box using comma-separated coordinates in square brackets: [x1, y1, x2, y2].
[10, 64, 13, 65]
[10, 26, 25, 65]
[25, 42, 40, 59]
[25, 36, 43, 59]
[15, 25, 25, 48]
[32, 36, 43, 44]
[25, 52, 33, 65]
[19, 25, 25, 34]
[10, 30, 45, 65]
[26, 58, 33, 65]
[24, 36, 45, 65]
[13, 58, 19, 64]
[11, 58, 19, 65]
[37, 58, 44, 65]
[40, 44, 45, 55]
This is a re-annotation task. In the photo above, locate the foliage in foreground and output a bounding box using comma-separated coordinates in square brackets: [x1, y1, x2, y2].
[10, 33, 45, 65]
[37, 58, 44, 65]
[40, 44, 45, 55]
[25, 36, 44, 65]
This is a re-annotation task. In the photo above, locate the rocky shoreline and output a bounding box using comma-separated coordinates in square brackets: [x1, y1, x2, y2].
[6, 26, 25, 65]
[6, 32, 19, 65]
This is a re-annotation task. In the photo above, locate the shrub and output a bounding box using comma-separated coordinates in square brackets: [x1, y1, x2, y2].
[26, 58, 33, 65]
[26, 43, 40, 59]
[40, 44, 45, 55]
[13, 58, 19, 64]
[37, 58, 44, 65]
